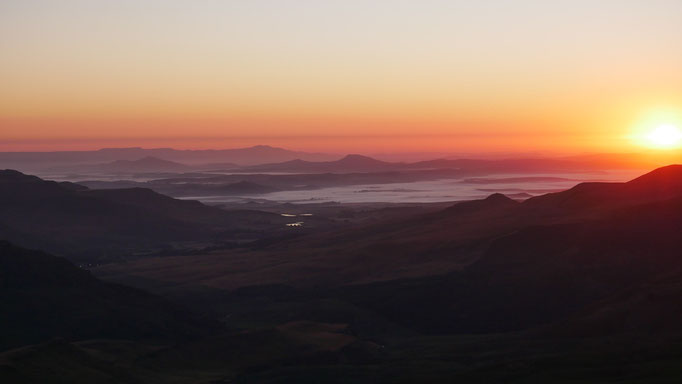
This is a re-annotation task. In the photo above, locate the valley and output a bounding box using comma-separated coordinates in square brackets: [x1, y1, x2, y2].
[3, 163, 681, 382]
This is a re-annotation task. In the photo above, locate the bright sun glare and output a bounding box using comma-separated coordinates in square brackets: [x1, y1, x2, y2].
[645, 124, 682, 149]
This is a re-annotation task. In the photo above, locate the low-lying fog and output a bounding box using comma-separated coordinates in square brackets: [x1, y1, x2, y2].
[183, 170, 643, 204]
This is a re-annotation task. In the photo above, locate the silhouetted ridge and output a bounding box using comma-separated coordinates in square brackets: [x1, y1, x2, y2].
[521, 164, 682, 212]
[443, 193, 518, 216]
[484, 192, 514, 203]
[522, 182, 622, 210]
[0, 169, 79, 199]
[337, 154, 390, 165]
[243, 153, 396, 173]
[625, 164, 682, 195]
[272, 159, 309, 166]
[0, 169, 41, 182]
[0, 170, 237, 259]
[0, 145, 335, 168]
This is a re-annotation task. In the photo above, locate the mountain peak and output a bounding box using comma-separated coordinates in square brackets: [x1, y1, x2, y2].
[0, 169, 40, 182]
[484, 193, 514, 203]
[627, 164, 682, 185]
[443, 192, 518, 216]
[337, 154, 385, 164]
[340, 154, 374, 160]
[0, 170, 70, 197]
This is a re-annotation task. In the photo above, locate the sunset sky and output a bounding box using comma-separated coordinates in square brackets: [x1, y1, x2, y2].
[2, 0, 682, 153]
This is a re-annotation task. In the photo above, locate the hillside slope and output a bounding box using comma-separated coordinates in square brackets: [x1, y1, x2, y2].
[0, 241, 209, 352]
[0, 170, 287, 260]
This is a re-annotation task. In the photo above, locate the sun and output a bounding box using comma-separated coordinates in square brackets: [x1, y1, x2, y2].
[645, 124, 682, 149]
[628, 107, 682, 150]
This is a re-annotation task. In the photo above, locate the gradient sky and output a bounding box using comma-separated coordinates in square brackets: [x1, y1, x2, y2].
[1, 0, 682, 153]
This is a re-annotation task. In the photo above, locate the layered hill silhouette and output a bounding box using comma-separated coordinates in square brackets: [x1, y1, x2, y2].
[48, 156, 247, 174]
[0, 170, 289, 260]
[244, 154, 399, 173]
[0, 145, 335, 171]
[2, 146, 673, 179]
[240, 154, 644, 174]
[70, 154, 616, 200]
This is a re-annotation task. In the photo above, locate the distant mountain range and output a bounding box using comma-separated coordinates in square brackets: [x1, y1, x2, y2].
[241, 153, 666, 174]
[2, 145, 676, 176]
[0, 145, 337, 170]
[39, 152, 656, 200]
[244, 154, 398, 173]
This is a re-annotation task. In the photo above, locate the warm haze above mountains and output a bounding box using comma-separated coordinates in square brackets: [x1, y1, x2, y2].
[0, 145, 335, 171]
[1, 145, 678, 173]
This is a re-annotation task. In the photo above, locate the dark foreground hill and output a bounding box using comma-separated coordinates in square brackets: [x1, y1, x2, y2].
[0, 241, 209, 352]
[0, 170, 290, 261]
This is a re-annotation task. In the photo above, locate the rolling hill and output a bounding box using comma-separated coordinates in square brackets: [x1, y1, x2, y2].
[0, 170, 290, 261]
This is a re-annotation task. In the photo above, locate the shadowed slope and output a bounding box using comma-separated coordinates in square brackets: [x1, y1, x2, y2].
[0, 170, 287, 261]
[0, 241, 210, 352]
[523, 164, 682, 211]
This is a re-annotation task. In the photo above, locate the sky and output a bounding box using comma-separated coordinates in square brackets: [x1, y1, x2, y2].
[1, 0, 682, 153]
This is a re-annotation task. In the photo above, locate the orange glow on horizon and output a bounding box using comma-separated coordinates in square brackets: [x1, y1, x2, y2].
[1, 2, 681, 154]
